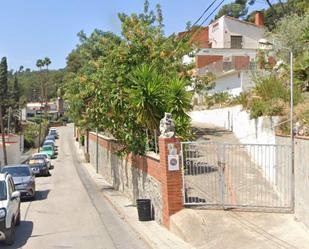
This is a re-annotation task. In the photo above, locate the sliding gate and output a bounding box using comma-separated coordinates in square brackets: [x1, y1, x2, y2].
[182, 142, 293, 212]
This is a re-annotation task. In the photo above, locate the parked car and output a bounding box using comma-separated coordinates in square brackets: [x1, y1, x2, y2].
[0, 173, 21, 245]
[43, 140, 58, 152]
[45, 135, 55, 142]
[49, 128, 59, 139]
[1, 165, 35, 200]
[28, 161, 50, 177]
[31, 153, 52, 169]
[41, 145, 56, 159]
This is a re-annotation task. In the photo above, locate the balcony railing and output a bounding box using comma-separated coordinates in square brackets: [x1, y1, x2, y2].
[198, 60, 257, 76]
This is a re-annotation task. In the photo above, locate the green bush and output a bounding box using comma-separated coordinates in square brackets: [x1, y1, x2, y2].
[80, 135, 85, 146]
[254, 75, 289, 101]
[266, 99, 287, 116]
[212, 92, 231, 104]
[250, 99, 268, 119]
[234, 91, 250, 109]
[24, 123, 39, 149]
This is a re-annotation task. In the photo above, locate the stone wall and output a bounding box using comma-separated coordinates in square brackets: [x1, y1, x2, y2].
[88, 132, 164, 223]
[276, 135, 309, 229]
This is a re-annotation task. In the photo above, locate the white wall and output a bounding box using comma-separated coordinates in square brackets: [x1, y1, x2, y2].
[189, 105, 280, 182]
[209, 16, 264, 49]
[189, 105, 279, 144]
[223, 17, 264, 49]
[207, 71, 254, 97]
[209, 72, 242, 96]
[209, 17, 224, 48]
[0, 135, 24, 166]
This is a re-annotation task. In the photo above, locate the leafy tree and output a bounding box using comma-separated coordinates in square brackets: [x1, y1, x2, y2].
[246, 0, 309, 30]
[12, 75, 20, 103]
[215, 0, 248, 19]
[268, 12, 309, 59]
[65, 1, 193, 155]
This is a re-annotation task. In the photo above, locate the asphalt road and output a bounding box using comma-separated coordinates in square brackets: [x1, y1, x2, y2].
[1, 124, 150, 249]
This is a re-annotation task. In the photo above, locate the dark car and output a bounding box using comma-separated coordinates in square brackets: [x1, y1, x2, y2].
[48, 128, 59, 139]
[1, 165, 35, 200]
[45, 135, 55, 143]
[28, 162, 50, 177]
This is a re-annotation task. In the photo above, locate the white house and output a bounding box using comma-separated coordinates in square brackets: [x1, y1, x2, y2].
[185, 12, 266, 104]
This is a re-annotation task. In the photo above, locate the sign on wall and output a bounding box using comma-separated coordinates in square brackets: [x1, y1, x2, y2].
[167, 143, 179, 171]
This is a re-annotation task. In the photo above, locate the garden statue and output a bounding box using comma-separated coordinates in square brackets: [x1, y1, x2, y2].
[159, 113, 175, 138]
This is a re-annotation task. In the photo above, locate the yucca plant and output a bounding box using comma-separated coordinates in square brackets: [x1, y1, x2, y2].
[127, 64, 165, 131]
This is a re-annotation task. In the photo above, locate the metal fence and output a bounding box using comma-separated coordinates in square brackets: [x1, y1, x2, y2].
[182, 142, 293, 212]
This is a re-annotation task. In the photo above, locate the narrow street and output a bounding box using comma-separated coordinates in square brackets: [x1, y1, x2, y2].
[4, 125, 150, 249]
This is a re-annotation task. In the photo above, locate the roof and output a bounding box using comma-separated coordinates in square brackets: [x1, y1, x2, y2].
[212, 15, 264, 29]
[2, 164, 28, 168]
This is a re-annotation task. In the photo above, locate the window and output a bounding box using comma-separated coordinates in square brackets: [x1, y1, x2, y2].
[0, 181, 7, 201]
[230, 36, 243, 49]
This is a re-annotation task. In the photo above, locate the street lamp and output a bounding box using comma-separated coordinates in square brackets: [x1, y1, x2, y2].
[258, 38, 294, 210]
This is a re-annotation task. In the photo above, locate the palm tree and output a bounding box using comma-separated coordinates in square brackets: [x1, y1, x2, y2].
[36, 59, 44, 70]
[44, 57, 51, 70]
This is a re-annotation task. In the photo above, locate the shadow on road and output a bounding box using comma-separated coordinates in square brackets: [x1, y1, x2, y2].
[0, 220, 33, 248]
[34, 189, 50, 201]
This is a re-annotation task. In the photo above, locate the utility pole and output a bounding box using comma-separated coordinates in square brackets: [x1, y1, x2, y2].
[38, 87, 44, 153]
[7, 107, 11, 143]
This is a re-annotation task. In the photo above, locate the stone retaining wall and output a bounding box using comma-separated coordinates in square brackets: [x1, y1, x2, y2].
[87, 132, 166, 224]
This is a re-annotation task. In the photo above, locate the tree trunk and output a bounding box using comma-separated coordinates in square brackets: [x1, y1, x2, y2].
[0, 105, 8, 166]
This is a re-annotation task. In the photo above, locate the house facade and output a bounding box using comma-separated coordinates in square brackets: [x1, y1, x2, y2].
[185, 12, 265, 104]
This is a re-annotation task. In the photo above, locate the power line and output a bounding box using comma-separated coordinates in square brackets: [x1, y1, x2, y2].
[191, 0, 218, 28]
[197, 0, 226, 30]
[180, 0, 218, 43]
[179, 0, 226, 47]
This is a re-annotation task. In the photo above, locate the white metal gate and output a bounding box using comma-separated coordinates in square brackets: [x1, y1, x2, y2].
[181, 142, 293, 212]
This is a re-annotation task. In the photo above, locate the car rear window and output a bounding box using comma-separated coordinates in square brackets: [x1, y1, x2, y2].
[0, 181, 7, 201]
[1, 167, 31, 177]
[33, 155, 46, 159]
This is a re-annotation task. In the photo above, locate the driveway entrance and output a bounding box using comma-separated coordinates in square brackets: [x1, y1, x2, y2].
[182, 141, 293, 212]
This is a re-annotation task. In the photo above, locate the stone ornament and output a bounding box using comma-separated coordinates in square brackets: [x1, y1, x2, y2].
[159, 113, 175, 138]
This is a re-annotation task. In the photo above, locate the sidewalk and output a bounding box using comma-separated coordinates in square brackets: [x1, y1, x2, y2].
[75, 143, 194, 249]
[19, 148, 36, 163]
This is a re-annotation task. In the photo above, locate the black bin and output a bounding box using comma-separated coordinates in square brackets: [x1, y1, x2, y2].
[136, 199, 152, 221]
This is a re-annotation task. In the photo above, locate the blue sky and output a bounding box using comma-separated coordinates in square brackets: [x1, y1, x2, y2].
[0, 0, 271, 71]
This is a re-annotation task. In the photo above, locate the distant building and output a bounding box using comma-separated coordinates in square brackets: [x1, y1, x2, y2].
[24, 100, 67, 120]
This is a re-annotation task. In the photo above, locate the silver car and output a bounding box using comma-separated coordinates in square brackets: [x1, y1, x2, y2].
[1, 165, 36, 200]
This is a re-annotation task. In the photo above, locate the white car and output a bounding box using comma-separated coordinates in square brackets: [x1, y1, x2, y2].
[48, 128, 59, 139]
[0, 173, 21, 245]
[32, 152, 52, 169]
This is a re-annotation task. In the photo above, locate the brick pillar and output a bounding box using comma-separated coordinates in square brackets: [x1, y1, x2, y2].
[159, 137, 184, 228]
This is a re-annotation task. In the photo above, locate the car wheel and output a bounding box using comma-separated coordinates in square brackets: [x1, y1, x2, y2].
[4, 220, 16, 245]
[16, 209, 21, 226]
[31, 190, 36, 201]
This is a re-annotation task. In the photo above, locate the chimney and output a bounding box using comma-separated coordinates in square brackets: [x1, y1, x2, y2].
[255, 11, 264, 26]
